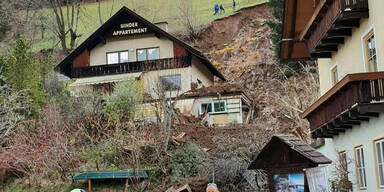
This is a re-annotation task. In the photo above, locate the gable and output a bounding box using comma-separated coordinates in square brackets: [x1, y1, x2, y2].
[55, 6, 225, 81]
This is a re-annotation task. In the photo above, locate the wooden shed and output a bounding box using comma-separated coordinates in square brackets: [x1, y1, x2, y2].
[248, 135, 331, 192]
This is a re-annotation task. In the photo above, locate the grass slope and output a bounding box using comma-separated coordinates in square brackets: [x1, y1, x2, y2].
[32, 0, 267, 50]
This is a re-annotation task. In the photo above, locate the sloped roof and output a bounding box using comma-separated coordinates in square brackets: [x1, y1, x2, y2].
[54, 6, 225, 81]
[181, 83, 246, 98]
[248, 134, 331, 170]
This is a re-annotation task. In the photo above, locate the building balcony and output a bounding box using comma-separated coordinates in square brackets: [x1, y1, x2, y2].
[301, 0, 369, 58]
[302, 72, 384, 138]
[71, 56, 191, 78]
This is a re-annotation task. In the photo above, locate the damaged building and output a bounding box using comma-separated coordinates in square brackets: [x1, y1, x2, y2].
[55, 6, 252, 126]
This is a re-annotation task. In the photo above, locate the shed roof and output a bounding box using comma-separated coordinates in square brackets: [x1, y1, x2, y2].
[73, 170, 148, 180]
[181, 83, 249, 99]
[248, 134, 331, 170]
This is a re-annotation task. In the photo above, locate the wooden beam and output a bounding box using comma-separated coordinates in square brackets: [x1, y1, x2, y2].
[358, 103, 384, 113]
[340, 11, 369, 20]
[332, 19, 360, 29]
[348, 110, 370, 121]
[311, 52, 332, 58]
[326, 29, 352, 37]
[320, 37, 345, 45]
[327, 124, 345, 133]
[298, 0, 327, 40]
[99, 36, 106, 44]
[315, 45, 338, 52]
[88, 180, 92, 192]
[332, 118, 353, 129]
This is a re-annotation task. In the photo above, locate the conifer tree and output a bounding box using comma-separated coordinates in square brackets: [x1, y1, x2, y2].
[267, 0, 284, 57]
[2, 36, 45, 115]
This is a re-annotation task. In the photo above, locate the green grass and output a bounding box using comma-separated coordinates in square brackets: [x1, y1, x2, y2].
[30, 0, 268, 51]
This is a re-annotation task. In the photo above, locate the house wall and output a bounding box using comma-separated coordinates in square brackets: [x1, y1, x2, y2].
[322, 114, 384, 192]
[317, 0, 384, 95]
[190, 56, 215, 87]
[90, 34, 174, 66]
[188, 95, 244, 126]
[313, 1, 384, 191]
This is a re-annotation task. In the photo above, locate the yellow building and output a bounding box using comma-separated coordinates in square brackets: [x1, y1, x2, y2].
[281, 0, 384, 191]
[55, 7, 249, 125]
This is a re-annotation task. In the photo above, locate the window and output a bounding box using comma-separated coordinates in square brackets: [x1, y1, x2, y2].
[107, 51, 129, 64]
[331, 66, 338, 85]
[200, 101, 227, 114]
[120, 52, 129, 63]
[161, 75, 181, 91]
[355, 146, 367, 189]
[375, 139, 384, 187]
[136, 47, 160, 61]
[201, 103, 212, 114]
[107, 52, 119, 64]
[364, 31, 378, 72]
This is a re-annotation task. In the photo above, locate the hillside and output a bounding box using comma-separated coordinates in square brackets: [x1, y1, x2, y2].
[0, 3, 318, 192]
[194, 4, 292, 135]
[28, 0, 267, 50]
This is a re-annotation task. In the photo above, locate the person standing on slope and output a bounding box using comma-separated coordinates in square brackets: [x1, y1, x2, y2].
[220, 4, 225, 14]
[233, 0, 236, 10]
[214, 4, 219, 15]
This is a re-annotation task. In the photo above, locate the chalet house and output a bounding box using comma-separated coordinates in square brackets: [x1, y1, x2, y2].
[55, 7, 249, 125]
[281, 0, 384, 191]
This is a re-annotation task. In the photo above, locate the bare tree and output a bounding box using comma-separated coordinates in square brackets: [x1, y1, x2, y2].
[273, 62, 319, 142]
[152, 83, 180, 152]
[47, 0, 82, 50]
[0, 85, 31, 146]
[176, 0, 201, 40]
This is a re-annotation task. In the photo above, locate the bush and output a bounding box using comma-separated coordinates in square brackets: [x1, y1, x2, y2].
[169, 143, 204, 181]
[103, 81, 143, 122]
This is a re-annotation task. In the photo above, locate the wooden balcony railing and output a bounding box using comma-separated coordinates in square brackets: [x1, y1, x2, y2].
[302, 72, 384, 136]
[305, 0, 368, 54]
[71, 56, 191, 78]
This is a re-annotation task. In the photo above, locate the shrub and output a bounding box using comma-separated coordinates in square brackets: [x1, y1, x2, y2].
[169, 143, 204, 181]
[103, 81, 143, 122]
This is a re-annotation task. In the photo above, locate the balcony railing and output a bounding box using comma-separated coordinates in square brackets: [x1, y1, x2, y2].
[304, 0, 368, 55]
[71, 56, 191, 78]
[302, 72, 384, 138]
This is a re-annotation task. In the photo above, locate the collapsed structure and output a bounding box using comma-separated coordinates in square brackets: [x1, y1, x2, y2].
[55, 6, 251, 126]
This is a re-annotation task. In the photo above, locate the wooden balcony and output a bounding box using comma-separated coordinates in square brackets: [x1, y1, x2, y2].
[301, 0, 369, 58]
[302, 72, 384, 138]
[71, 56, 191, 78]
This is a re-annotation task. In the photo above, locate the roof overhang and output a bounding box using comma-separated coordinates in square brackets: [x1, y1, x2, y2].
[69, 72, 142, 87]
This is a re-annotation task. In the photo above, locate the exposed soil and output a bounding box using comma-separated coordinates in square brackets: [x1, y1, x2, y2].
[192, 3, 290, 133]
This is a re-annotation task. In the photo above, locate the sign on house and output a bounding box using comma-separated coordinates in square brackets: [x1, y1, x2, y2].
[109, 19, 151, 37]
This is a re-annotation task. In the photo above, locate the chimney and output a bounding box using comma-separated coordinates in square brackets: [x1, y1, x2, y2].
[154, 22, 168, 32]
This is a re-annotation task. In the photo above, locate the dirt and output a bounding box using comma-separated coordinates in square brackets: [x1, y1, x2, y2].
[192, 3, 291, 133]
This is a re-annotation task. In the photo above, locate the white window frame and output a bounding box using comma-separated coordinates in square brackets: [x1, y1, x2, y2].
[199, 101, 227, 115]
[136, 47, 160, 61]
[106, 50, 129, 64]
[330, 63, 338, 85]
[361, 26, 380, 72]
[375, 139, 384, 188]
[355, 146, 367, 189]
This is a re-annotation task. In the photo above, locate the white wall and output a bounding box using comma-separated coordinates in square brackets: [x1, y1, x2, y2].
[323, 113, 384, 192]
[90, 34, 174, 66]
[317, 0, 384, 95]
